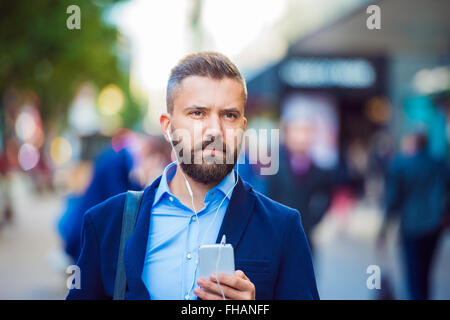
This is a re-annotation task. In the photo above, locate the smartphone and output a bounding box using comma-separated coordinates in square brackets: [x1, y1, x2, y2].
[198, 244, 235, 279]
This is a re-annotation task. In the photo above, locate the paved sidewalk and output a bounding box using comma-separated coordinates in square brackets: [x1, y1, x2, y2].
[314, 204, 450, 299]
[0, 175, 69, 299]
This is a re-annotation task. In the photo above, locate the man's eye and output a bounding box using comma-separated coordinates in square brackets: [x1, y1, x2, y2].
[225, 113, 237, 119]
[191, 111, 203, 117]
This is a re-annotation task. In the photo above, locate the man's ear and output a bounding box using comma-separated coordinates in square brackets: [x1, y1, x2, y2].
[160, 113, 171, 142]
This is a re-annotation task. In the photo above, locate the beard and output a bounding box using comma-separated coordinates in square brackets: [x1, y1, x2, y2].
[173, 132, 239, 184]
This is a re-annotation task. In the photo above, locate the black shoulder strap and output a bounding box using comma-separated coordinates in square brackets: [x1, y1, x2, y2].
[113, 190, 144, 300]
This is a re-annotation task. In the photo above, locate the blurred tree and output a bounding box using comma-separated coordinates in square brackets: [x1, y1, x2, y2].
[189, 0, 203, 52]
[0, 0, 142, 129]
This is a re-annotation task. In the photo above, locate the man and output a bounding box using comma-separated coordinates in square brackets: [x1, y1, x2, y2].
[267, 95, 335, 256]
[377, 131, 450, 299]
[58, 133, 169, 262]
[67, 52, 319, 300]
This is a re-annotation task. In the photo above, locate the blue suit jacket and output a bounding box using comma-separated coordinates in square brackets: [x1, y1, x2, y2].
[66, 174, 319, 300]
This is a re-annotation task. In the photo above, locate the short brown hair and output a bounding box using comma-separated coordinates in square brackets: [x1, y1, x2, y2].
[166, 51, 247, 114]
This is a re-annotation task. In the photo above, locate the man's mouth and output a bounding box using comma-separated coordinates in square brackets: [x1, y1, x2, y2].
[203, 147, 222, 156]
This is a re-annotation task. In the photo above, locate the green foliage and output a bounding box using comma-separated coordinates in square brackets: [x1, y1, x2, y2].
[0, 0, 141, 129]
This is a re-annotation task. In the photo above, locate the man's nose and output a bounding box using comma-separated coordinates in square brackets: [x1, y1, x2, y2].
[203, 113, 223, 139]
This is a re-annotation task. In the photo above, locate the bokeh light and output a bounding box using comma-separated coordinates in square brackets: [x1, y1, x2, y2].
[413, 67, 450, 94]
[98, 84, 125, 115]
[365, 96, 392, 125]
[50, 136, 73, 166]
[18, 143, 40, 171]
[15, 109, 37, 141]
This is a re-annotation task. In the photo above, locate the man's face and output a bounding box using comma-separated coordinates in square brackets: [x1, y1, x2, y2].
[284, 121, 316, 155]
[162, 76, 247, 184]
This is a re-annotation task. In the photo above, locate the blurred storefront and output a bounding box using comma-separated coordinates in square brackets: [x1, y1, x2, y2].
[247, 0, 450, 163]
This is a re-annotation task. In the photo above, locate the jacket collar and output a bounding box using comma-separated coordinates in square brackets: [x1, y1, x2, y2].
[214, 175, 256, 248]
[123, 174, 256, 300]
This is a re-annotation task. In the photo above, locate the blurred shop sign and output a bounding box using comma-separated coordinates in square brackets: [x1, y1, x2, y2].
[279, 58, 376, 89]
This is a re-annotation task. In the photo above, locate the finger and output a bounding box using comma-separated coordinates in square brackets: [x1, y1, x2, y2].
[193, 287, 225, 300]
[210, 274, 255, 300]
[211, 273, 252, 292]
[235, 270, 249, 281]
[197, 278, 243, 300]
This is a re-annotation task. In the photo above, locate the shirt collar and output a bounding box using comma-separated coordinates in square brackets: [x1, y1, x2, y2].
[153, 161, 177, 206]
[153, 161, 236, 206]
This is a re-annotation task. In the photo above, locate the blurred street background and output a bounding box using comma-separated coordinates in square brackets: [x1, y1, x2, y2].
[1, 0, 450, 299]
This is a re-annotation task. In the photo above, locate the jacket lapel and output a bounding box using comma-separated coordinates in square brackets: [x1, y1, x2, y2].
[215, 177, 256, 250]
[123, 175, 161, 299]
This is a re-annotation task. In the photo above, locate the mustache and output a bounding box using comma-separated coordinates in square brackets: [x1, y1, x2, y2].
[195, 137, 227, 152]
[172, 135, 238, 165]
[172, 136, 228, 153]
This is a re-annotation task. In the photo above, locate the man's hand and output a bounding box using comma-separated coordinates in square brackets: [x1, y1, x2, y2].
[194, 270, 255, 300]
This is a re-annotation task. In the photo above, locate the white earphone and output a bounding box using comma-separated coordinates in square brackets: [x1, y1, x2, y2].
[166, 128, 194, 200]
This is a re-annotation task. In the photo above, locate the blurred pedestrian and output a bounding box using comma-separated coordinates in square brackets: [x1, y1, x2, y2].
[0, 139, 14, 228]
[57, 133, 170, 262]
[377, 131, 450, 300]
[0, 157, 13, 228]
[267, 103, 335, 255]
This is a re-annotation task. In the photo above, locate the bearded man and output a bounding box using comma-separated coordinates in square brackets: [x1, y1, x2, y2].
[67, 52, 319, 300]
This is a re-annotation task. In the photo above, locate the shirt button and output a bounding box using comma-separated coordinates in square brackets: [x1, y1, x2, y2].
[186, 253, 192, 260]
[192, 216, 197, 222]
[185, 294, 190, 300]
[169, 196, 174, 202]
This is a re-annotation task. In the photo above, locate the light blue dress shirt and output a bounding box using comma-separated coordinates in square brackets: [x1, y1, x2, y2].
[141, 161, 236, 300]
